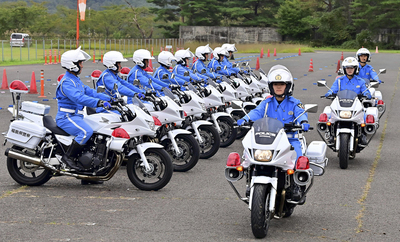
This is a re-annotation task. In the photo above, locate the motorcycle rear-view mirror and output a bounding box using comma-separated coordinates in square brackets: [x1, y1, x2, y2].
[113, 83, 118, 90]
[370, 82, 380, 88]
[97, 86, 105, 93]
[317, 81, 327, 87]
[201, 69, 206, 74]
[337, 69, 344, 75]
[379, 69, 386, 74]
[304, 104, 318, 113]
[133, 79, 140, 86]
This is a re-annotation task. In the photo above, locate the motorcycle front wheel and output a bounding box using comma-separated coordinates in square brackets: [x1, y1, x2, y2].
[251, 184, 272, 239]
[7, 146, 52, 186]
[217, 116, 238, 147]
[163, 134, 200, 172]
[198, 125, 220, 159]
[339, 133, 350, 169]
[126, 148, 173, 191]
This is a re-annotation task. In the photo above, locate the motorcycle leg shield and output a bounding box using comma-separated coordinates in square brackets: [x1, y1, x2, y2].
[62, 140, 84, 170]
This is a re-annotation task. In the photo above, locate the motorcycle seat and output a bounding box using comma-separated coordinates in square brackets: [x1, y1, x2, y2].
[43, 116, 70, 136]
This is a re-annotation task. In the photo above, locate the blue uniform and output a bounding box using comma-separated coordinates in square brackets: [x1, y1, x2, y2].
[56, 71, 110, 144]
[222, 56, 240, 74]
[208, 59, 234, 76]
[127, 65, 170, 92]
[358, 63, 381, 83]
[153, 66, 186, 86]
[326, 75, 372, 98]
[173, 63, 209, 82]
[96, 69, 143, 99]
[244, 96, 308, 160]
[192, 59, 223, 81]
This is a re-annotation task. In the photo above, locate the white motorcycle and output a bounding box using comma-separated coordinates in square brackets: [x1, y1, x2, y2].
[317, 80, 379, 169]
[224, 103, 326, 239]
[4, 81, 173, 190]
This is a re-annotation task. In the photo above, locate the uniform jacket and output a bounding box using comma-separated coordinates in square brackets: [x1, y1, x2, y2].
[326, 75, 372, 98]
[192, 59, 222, 80]
[358, 63, 381, 83]
[127, 65, 169, 91]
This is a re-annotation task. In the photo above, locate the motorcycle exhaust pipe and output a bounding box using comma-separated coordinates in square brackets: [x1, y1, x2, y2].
[293, 169, 313, 186]
[364, 124, 376, 135]
[5, 148, 43, 166]
[225, 167, 243, 182]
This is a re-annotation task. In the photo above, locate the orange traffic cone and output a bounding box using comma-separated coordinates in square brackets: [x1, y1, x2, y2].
[336, 60, 341, 73]
[267, 49, 270, 57]
[151, 46, 154, 56]
[53, 50, 57, 64]
[256, 57, 260, 70]
[28, 71, 38, 94]
[1, 69, 9, 90]
[58, 50, 61, 63]
[44, 50, 48, 65]
[49, 50, 52, 64]
[375, 46, 379, 53]
[101, 51, 103, 63]
[273, 48, 277, 57]
[340, 52, 344, 61]
[298, 48, 301, 56]
[38, 70, 47, 98]
[93, 51, 96, 63]
[260, 48, 264, 58]
[308, 59, 314, 72]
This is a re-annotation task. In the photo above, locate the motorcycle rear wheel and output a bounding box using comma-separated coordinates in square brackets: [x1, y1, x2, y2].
[251, 184, 272, 239]
[198, 125, 220, 159]
[218, 116, 238, 147]
[126, 148, 173, 191]
[339, 133, 350, 169]
[164, 134, 200, 172]
[7, 146, 52, 186]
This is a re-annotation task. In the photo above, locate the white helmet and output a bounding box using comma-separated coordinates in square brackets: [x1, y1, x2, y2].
[267, 65, 294, 97]
[174, 48, 194, 64]
[356, 47, 371, 62]
[103, 51, 127, 71]
[195, 44, 213, 60]
[342, 57, 359, 76]
[213, 47, 229, 60]
[132, 49, 154, 68]
[221, 43, 237, 52]
[158, 51, 177, 67]
[61, 46, 91, 73]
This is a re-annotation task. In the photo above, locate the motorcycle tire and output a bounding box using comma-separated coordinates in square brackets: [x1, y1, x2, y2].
[198, 125, 220, 159]
[339, 133, 350, 169]
[126, 148, 173, 191]
[163, 134, 200, 172]
[231, 112, 249, 139]
[7, 146, 52, 186]
[251, 184, 272, 239]
[218, 116, 238, 148]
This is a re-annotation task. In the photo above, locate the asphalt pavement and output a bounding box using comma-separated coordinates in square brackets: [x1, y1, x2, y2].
[0, 51, 399, 241]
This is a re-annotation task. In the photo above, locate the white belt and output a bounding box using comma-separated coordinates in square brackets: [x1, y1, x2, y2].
[60, 107, 84, 115]
[286, 134, 299, 138]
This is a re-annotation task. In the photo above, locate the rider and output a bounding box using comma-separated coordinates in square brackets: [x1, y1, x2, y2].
[153, 51, 186, 87]
[208, 47, 235, 76]
[324, 56, 372, 145]
[192, 44, 223, 82]
[237, 65, 310, 201]
[221, 43, 241, 74]
[127, 49, 170, 93]
[56, 47, 112, 171]
[173, 48, 209, 84]
[356, 47, 382, 83]
[96, 51, 144, 106]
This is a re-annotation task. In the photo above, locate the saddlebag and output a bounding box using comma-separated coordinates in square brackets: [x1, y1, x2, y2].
[21, 101, 50, 115]
[306, 141, 327, 176]
[5, 120, 46, 149]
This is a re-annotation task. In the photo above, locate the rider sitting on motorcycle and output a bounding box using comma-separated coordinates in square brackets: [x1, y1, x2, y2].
[356, 48, 382, 84]
[153, 51, 187, 88]
[56, 47, 112, 174]
[237, 65, 310, 201]
[324, 56, 372, 146]
[96, 51, 145, 110]
[208, 47, 235, 77]
[220, 43, 242, 74]
[173, 48, 209, 84]
[192, 44, 223, 82]
[127, 49, 170, 93]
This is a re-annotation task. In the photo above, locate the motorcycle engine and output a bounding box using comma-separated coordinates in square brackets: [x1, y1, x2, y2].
[78, 152, 94, 169]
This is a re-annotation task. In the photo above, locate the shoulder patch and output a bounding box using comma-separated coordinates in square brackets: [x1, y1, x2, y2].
[297, 103, 305, 109]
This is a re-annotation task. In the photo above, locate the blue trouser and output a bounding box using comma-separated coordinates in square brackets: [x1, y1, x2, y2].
[56, 114, 93, 145]
[289, 138, 302, 162]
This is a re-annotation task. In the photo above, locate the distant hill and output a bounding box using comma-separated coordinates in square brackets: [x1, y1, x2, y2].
[0, 0, 154, 12]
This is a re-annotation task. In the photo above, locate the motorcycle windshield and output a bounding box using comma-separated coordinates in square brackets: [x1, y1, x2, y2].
[337, 90, 357, 108]
[163, 88, 180, 102]
[187, 83, 197, 92]
[253, 117, 283, 145]
[132, 97, 151, 115]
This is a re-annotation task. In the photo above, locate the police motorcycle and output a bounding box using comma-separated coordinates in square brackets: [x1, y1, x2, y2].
[164, 85, 221, 159]
[316, 80, 380, 169]
[136, 81, 200, 172]
[187, 79, 238, 147]
[360, 68, 386, 118]
[4, 80, 173, 190]
[224, 102, 326, 239]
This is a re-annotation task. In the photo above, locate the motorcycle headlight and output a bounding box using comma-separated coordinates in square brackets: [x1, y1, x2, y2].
[339, 111, 352, 119]
[254, 149, 273, 162]
[146, 120, 156, 131]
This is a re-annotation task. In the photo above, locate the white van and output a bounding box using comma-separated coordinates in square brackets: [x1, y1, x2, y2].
[10, 33, 32, 47]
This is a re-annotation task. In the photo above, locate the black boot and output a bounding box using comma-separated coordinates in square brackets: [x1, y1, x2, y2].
[62, 140, 83, 170]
